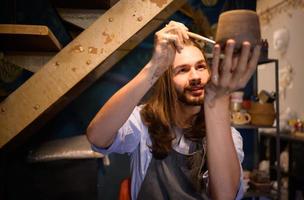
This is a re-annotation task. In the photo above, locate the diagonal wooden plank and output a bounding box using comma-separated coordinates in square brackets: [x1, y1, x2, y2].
[0, 0, 186, 149]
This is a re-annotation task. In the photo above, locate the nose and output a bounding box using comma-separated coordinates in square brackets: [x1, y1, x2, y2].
[189, 68, 201, 86]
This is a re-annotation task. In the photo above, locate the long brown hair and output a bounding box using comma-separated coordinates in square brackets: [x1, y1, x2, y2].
[140, 44, 207, 159]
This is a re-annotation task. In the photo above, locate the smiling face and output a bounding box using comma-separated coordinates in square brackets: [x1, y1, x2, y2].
[172, 45, 210, 106]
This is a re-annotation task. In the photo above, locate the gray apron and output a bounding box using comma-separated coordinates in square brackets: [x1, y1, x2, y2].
[137, 139, 209, 200]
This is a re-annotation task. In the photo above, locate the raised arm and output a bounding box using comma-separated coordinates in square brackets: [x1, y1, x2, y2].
[86, 21, 189, 148]
[204, 40, 261, 199]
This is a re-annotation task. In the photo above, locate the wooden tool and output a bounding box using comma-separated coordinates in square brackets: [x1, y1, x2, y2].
[187, 31, 215, 45]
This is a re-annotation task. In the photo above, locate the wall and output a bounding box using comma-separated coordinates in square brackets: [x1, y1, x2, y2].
[257, 0, 304, 127]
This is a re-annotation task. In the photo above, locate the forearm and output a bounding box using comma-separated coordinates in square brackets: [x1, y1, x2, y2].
[87, 61, 157, 148]
[204, 95, 241, 200]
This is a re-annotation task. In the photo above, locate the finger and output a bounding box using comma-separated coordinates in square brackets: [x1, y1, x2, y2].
[161, 25, 182, 33]
[211, 44, 221, 85]
[222, 39, 235, 74]
[232, 41, 251, 81]
[175, 30, 189, 46]
[231, 56, 239, 72]
[162, 26, 187, 43]
[181, 29, 189, 42]
[219, 39, 235, 86]
[228, 56, 239, 89]
[168, 21, 189, 31]
[163, 33, 183, 53]
[238, 45, 261, 88]
[161, 26, 187, 51]
[176, 29, 184, 44]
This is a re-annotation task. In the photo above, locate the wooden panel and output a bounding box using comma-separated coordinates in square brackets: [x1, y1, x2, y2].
[0, 24, 62, 51]
[0, 0, 186, 149]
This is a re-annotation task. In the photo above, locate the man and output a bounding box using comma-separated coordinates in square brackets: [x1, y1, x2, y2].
[87, 21, 261, 200]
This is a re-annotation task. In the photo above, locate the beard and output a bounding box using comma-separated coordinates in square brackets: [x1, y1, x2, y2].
[176, 87, 205, 106]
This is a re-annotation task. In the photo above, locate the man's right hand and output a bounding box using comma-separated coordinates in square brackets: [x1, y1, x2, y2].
[148, 21, 190, 80]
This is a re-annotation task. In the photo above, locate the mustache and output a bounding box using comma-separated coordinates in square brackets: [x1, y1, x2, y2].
[184, 84, 205, 91]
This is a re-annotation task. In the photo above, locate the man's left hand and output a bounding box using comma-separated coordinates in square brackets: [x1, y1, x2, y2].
[205, 39, 261, 106]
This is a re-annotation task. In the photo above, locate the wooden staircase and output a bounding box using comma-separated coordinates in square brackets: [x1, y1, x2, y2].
[0, 0, 187, 149]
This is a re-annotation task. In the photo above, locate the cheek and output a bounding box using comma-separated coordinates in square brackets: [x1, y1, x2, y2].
[172, 76, 187, 91]
[201, 70, 211, 82]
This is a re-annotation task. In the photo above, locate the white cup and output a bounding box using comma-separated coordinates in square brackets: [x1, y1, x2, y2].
[230, 91, 244, 103]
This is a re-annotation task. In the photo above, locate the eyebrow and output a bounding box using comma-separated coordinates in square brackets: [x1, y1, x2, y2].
[196, 59, 207, 65]
[174, 59, 207, 69]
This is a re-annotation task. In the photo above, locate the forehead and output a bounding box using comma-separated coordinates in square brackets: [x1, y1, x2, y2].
[172, 45, 205, 68]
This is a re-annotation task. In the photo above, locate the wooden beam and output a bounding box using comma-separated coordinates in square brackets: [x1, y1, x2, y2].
[0, 24, 62, 51]
[0, 0, 186, 149]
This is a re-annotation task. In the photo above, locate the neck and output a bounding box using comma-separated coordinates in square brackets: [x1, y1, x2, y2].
[175, 101, 201, 128]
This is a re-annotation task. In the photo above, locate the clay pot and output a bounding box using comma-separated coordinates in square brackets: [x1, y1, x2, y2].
[249, 102, 275, 126]
[215, 9, 261, 53]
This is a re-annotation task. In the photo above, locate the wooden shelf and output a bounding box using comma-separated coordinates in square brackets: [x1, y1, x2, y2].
[258, 58, 278, 65]
[233, 124, 276, 129]
[0, 24, 62, 51]
[244, 189, 277, 199]
[260, 131, 304, 143]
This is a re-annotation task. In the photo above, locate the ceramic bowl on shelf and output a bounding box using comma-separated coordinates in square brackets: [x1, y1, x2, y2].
[249, 102, 275, 126]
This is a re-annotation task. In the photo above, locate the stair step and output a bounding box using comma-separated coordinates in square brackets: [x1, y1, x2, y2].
[27, 135, 103, 162]
[0, 24, 62, 51]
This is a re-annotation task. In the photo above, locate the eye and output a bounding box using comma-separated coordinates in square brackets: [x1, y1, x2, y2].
[179, 68, 187, 73]
[175, 66, 189, 74]
[196, 64, 207, 70]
